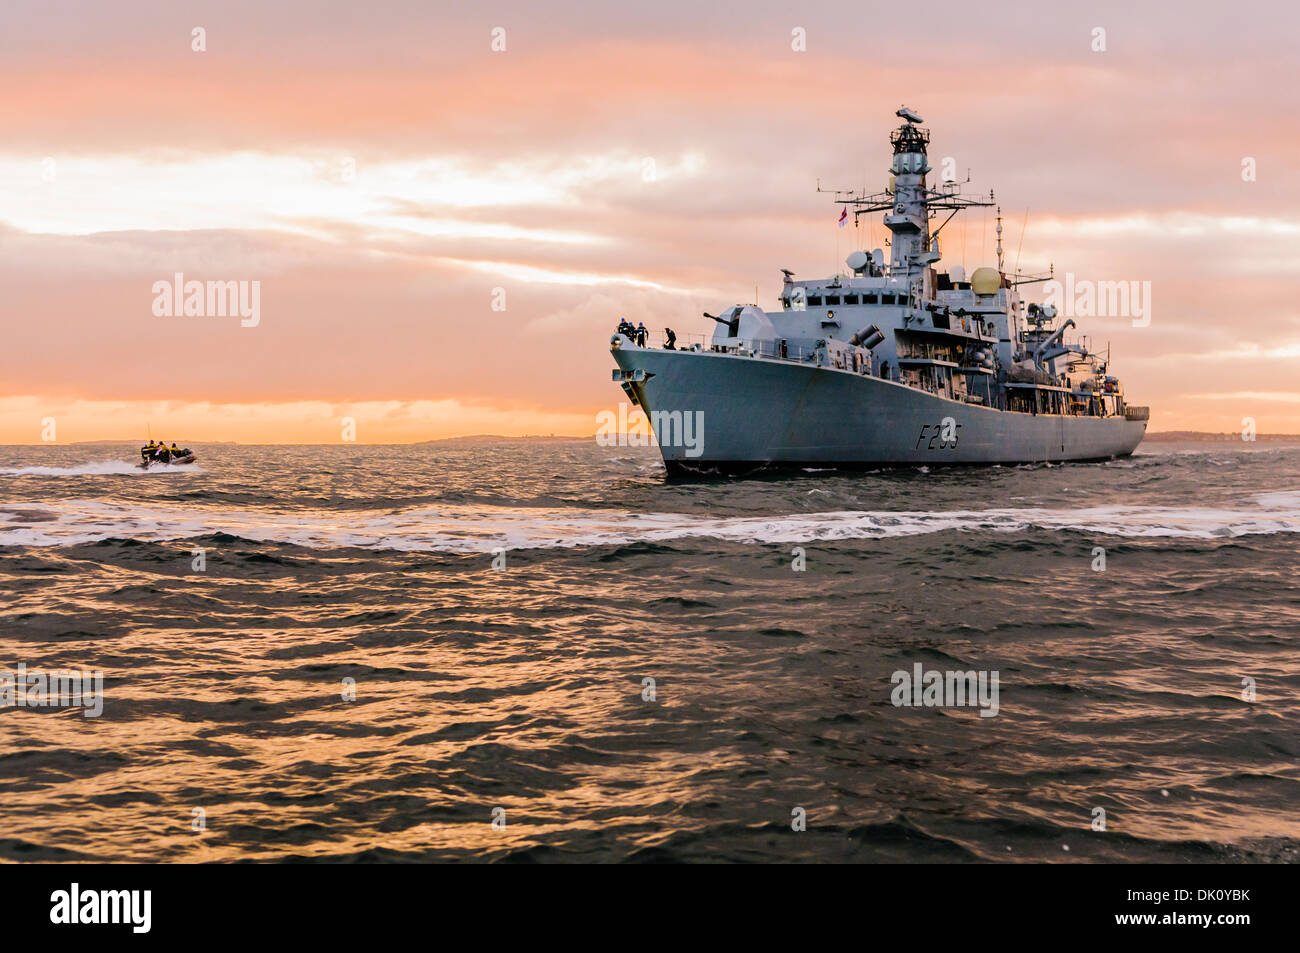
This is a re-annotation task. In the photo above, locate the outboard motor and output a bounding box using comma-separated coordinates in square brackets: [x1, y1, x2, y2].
[851, 324, 886, 350]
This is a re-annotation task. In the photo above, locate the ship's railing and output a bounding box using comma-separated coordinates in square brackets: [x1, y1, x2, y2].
[611, 327, 913, 383]
[613, 326, 1128, 419]
[614, 329, 824, 365]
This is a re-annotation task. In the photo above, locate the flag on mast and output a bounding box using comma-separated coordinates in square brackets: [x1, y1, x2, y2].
[837, 208, 848, 228]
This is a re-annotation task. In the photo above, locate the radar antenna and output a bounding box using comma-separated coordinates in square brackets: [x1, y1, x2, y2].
[995, 207, 1004, 273]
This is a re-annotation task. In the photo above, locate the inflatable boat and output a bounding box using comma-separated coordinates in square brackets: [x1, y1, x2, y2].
[137, 448, 197, 468]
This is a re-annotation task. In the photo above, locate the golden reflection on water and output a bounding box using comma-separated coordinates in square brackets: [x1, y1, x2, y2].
[3, 443, 1300, 861]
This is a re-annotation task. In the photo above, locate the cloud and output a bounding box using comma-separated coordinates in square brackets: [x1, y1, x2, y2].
[4, 2, 1300, 437]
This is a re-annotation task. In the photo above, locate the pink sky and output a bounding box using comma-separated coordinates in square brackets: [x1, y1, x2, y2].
[2, 0, 1298, 442]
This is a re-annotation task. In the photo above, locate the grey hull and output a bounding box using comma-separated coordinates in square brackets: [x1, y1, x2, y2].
[613, 346, 1146, 474]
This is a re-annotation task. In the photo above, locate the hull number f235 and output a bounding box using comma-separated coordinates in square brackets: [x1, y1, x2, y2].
[916, 417, 961, 450]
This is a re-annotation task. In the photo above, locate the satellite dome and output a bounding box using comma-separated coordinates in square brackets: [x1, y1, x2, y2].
[846, 250, 870, 274]
[971, 267, 1001, 296]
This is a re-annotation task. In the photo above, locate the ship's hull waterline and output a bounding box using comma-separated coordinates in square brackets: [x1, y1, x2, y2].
[614, 347, 1146, 475]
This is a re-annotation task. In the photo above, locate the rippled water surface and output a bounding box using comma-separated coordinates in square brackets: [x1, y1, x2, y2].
[1, 440, 1298, 862]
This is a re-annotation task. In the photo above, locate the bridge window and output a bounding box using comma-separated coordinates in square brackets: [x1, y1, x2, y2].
[807, 296, 823, 306]
[844, 295, 860, 304]
[825, 295, 841, 305]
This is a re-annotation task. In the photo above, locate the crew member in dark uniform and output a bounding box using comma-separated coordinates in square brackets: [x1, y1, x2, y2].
[664, 327, 676, 350]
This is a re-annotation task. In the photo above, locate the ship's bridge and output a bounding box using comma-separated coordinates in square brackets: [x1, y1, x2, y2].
[781, 275, 913, 311]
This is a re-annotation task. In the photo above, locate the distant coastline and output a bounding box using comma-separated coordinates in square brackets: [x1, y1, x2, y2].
[68, 440, 237, 446]
[412, 434, 588, 445]
[1142, 431, 1300, 443]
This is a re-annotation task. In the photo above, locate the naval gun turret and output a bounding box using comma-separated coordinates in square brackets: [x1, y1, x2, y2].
[703, 310, 738, 336]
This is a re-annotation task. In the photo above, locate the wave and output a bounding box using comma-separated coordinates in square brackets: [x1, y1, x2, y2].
[2, 497, 1300, 552]
[1253, 490, 1300, 508]
[0, 460, 200, 477]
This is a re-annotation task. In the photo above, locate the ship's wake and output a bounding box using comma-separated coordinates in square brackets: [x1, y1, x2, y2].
[0, 460, 201, 477]
[2, 496, 1299, 551]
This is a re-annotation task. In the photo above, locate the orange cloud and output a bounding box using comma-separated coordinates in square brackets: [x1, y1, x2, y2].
[5, 11, 1300, 439]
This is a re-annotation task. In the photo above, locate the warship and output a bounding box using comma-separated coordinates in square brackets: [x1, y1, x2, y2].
[609, 107, 1148, 475]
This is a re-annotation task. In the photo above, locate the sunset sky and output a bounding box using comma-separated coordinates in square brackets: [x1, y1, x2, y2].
[2, 0, 1298, 443]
